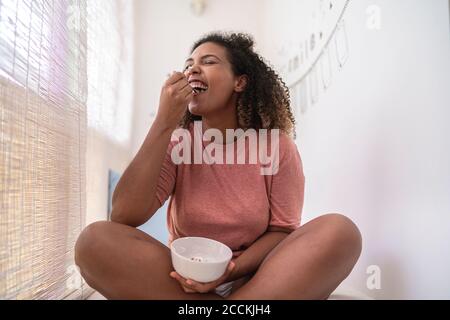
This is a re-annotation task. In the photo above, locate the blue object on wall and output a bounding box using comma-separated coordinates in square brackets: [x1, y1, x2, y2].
[107, 169, 121, 220]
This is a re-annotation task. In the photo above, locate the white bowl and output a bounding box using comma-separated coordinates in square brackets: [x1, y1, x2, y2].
[170, 237, 232, 283]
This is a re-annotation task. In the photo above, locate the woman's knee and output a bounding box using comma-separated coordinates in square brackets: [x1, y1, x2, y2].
[74, 221, 113, 268]
[315, 213, 362, 259]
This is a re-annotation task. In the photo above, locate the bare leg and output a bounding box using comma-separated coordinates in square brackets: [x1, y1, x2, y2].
[227, 214, 362, 300]
[74, 221, 223, 300]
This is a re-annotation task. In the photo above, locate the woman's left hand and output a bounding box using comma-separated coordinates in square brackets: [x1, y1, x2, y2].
[170, 260, 236, 294]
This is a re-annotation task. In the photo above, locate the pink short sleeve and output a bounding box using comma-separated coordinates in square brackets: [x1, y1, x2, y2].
[268, 134, 305, 231]
[155, 141, 177, 206]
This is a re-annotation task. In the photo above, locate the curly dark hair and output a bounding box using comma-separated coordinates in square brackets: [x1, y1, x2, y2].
[180, 31, 296, 138]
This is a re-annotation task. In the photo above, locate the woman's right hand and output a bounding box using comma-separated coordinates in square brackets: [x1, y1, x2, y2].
[155, 71, 193, 130]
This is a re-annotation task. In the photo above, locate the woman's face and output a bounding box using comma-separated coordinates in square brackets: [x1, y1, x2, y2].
[184, 42, 245, 117]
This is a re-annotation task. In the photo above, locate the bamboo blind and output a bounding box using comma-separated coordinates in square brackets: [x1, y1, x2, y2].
[1, 0, 134, 300]
[0, 0, 87, 299]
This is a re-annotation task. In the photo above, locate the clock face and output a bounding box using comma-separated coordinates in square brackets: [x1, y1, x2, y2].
[190, 0, 207, 16]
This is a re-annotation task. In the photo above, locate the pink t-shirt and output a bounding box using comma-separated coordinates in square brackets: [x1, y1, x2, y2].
[155, 122, 305, 257]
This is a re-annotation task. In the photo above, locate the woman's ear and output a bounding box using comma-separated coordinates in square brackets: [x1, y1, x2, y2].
[234, 75, 248, 93]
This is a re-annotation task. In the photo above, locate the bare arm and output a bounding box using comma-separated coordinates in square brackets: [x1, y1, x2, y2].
[227, 226, 292, 282]
[111, 72, 193, 226]
[110, 122, 173, 226]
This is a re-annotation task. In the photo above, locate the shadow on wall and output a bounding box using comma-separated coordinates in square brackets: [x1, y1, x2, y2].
[86, 127, 133, 225]
[138, 202, 170, 246]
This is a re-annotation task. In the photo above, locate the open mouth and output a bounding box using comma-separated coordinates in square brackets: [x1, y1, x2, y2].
[189, 81, 209, 95]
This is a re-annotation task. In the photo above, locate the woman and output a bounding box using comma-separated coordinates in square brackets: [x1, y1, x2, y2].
[75, 32, 362, 300]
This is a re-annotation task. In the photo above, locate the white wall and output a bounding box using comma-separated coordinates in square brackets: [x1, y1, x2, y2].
[261, 0, 450, 299]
